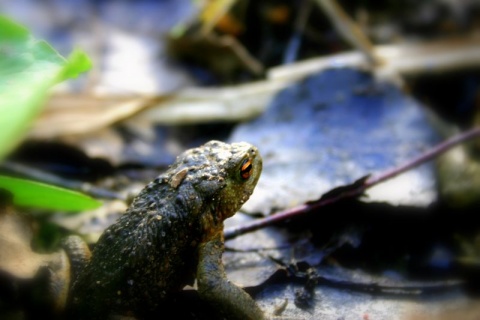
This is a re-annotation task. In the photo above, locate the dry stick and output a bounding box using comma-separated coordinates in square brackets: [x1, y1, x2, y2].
[314, 0, 381, 65]
[225, 126, 480, 241]
[283, 0, 313, 64]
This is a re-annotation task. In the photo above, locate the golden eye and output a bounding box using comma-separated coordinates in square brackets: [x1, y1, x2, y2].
[240, 158, 253, 180]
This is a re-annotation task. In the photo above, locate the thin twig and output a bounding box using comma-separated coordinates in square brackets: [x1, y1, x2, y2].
[283, 0, 313, 64]
[314, 0, 380, 65]
[225, 126, 480, 240]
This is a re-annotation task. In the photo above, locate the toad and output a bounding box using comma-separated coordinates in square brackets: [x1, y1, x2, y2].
[67, 140, 264, 319]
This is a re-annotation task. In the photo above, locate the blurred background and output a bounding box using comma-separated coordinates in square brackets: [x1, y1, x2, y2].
[1, 0, 480, 319]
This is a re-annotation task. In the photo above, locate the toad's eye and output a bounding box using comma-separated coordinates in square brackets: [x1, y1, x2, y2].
[240, 158, 253, 180]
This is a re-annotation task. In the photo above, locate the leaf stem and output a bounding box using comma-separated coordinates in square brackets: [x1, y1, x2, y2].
[225, 126, 480, 240]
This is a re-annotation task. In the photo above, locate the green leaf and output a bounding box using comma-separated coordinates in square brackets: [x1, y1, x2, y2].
[0, 175, 102, 212]
[61, 48, 93, 81]
[0, 15, 92, 160]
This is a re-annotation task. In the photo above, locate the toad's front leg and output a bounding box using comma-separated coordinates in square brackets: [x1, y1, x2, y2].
[197, 232, 265, 320]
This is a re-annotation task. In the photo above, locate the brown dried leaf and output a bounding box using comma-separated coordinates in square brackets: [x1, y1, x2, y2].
[0, 207, 53, 279]
[30, 94, 157, 139]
